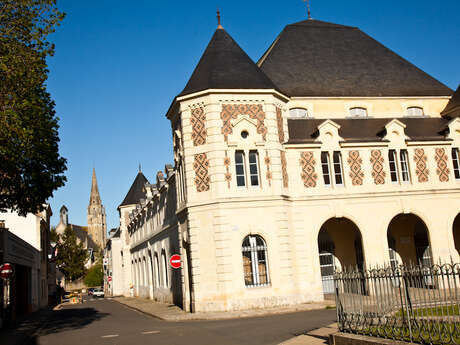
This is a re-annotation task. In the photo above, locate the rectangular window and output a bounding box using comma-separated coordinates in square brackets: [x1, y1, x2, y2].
[389, 150, 399, 183]
[248, 151, 259, 186]
[321, 152, 331, 186]
[453, 148, 460, 180]
[235, 151, 246, 187]
[333, 151, 343, 185]
[400, 150, 410, 182]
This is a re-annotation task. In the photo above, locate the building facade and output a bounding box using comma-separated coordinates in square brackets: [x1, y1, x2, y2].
[0, 205, 52, 326]
[119, 19, 460, 312]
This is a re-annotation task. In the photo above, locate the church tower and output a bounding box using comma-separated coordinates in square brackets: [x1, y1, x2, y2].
[87, 168, 107, 250]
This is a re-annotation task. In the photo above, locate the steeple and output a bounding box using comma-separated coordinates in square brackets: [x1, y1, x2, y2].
[90, 167, 101, 205]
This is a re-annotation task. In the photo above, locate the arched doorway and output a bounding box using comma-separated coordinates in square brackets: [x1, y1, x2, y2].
[387, 214, 432, 266]
[317, 218, 365, 296]
[387, 214, 432, 287]
[453, 213, 460, 255]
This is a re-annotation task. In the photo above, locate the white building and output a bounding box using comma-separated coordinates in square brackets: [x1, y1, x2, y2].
[112, 18, 460, 313]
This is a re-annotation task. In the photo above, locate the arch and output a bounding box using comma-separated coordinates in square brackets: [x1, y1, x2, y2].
[349, 107, 368, 117]
[161, 250, 168, 287]
[452, 213, 460, 255]
[289, 108, 308, 118]
[387, 213, 432, 266]
[241, 234, 270, 287]
[154, 253, 160, 288]
[317, 217, 365, 296]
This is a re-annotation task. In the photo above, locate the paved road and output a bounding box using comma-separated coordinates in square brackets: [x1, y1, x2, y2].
[28, 298, 336, 345]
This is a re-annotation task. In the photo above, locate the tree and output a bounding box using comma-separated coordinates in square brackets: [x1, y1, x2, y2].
[56, 226, 87, 281]
[0, 0, 67, 216]
[84, 264, 103, 287]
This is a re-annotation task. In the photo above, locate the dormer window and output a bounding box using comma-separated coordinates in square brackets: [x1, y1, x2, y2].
[406, 107, 424, 117]
[289, 108, 308, 118]
[349, 107, 367, 117]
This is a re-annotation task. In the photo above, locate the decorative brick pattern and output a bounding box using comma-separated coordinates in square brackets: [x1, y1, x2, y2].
[265, 151, 272, 186]
[413, 148, 429, 183]
[190, 105, 206, 146]
[435, 148, 450, 182]
[280, 151, 289, 188]
[224, 151, 232, 188]
[276, 107, 284, 143]
[347, 151, 364, 186]
[370, 150, 386, 185]
[300, 152, 318, 188]
[193, 153, 210, 192]
[221, 104, 267, 142]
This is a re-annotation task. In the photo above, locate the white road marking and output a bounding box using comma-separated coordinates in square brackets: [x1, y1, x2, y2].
[142, 331, 160, 334]
[101, 334, 119, 338]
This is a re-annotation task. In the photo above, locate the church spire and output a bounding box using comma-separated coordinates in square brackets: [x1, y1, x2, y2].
[89, 167, 101, 205]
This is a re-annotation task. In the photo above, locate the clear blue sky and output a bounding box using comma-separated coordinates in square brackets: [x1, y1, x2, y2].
[47, 0, 460, 230]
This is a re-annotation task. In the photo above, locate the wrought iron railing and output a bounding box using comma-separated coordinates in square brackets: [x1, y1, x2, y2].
[334, 263, 460, 344]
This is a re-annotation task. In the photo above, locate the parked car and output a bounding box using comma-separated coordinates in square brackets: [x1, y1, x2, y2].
[62, 291, 72, 301]
[88, 288, 95, 296]
[92, 288, 104, 298]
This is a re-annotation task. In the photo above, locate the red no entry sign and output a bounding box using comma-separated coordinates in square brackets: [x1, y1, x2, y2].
[107, 276, 112, 282]
[0, 263, 14, 280]
[169, 254, 181, 269]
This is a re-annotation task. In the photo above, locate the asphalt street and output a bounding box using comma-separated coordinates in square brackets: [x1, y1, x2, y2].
[25, 298, 336, 345]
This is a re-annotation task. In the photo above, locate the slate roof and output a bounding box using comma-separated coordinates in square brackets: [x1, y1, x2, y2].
[287, 117, 450, 143]
[258, 19, 452, 97]
[442, 85, 460, 117]
[119, 172, 149, 208]
[179, 28, 276, 97]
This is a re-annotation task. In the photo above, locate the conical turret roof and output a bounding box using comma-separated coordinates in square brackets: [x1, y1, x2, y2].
[119, 171, 149, 208]
[442, 85, 460, 118]
[179, 27, 276, 97]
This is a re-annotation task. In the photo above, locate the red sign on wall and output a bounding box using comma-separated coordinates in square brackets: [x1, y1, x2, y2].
[0, 263, 14, 280]
[169, 254, 181, 269]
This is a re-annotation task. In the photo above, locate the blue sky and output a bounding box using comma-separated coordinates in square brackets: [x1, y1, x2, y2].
[47, 0, 460, 230]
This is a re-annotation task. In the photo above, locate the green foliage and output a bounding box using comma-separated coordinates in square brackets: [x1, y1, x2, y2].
[0, 0, 67, 216]
[84, 264, 103, 287]
[56, 226, 87, 281]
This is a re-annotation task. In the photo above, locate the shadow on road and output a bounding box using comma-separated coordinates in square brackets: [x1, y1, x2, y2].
[38, 307, 109, 335]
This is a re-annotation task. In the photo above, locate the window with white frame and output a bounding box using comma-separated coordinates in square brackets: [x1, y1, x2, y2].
[452, 148, 460, 180]
[388, 150, 399, 183]
[289, 108, 308, 118]
[242, 235, 270, 287]
[321, 152, 331, 186]
[406, 107, 424, 117]
[321, 151, 343, 186]
[333, 151, 344, 185]
[349, 107, 368, 117]
[389, 149, 411, 183]
[235, 150, 260, 188]
[399, 150, 410, 182]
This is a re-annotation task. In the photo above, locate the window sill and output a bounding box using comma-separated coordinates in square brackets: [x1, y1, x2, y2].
[245, 283, 271, 289]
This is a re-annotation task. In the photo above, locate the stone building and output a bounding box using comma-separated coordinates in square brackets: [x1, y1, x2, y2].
[87, 168, 107, 250]
[118, 18, 460, 312]
[56, 168, 107, 271]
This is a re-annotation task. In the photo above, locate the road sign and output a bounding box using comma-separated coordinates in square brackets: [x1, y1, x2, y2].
[169, 254, 181, 269]
[107, 276, 112, 282]
[0, 263, 14, 279]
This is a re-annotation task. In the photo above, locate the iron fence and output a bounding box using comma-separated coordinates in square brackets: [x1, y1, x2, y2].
[334, 263, 460, 344]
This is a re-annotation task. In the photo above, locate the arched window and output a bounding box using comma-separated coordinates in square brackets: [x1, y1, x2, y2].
[349, 107, 368, 117]
[153, 254, 160, 288]
[289, 108, 308, 118]
[242, 235, 270, 287]
[406, 107, 424, 117]
[161, 250, 168, 287]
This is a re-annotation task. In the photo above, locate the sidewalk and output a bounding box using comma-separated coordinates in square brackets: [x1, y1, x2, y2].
[279, 324, 338, 345]
[112, 296, 335, 321]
